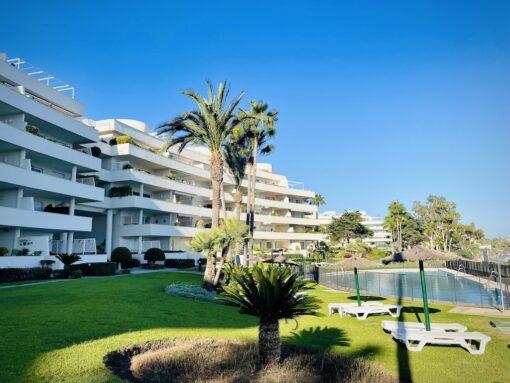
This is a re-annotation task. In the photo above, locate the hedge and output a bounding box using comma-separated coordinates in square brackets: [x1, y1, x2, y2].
[144, 248, 165, 263]
[121, 258, 141, 269]
[70, 262, 116, 276]
[165, 259, 195, 269]
[0, 267, 51, 284]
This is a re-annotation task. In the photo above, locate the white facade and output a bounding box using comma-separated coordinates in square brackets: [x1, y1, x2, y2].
[0, 54, 105, 268]
[84, 118, 323, 259]
[0, 53, 323, 267]
[319, 210, 392, 247]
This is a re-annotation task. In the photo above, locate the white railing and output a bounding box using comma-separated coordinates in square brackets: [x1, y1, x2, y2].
[7, 57, 76, 98]
[142, 240, 161, 252]
[50, 238, 96, 255]
[77, 177, 96, 186]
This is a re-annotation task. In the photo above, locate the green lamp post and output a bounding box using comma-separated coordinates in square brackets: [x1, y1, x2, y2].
[419, 260, 431, 331]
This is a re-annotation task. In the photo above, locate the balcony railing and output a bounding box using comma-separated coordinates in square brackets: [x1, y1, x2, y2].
[50, 238, 97, 255]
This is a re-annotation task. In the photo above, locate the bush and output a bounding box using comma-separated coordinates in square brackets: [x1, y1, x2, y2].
[165, 173, 177, 180]
[109, 135, 132, 146]
[33, 250, 42, 256]
[165, 283, 219, 303]
[0, 267, 51, 283]
[70, 262, 116, 276]
[108, 185, 132, 198]
[25, 124, 39, 135]
[164, 259, 195, 269]
[70, 270, 82, 279]
[144, 248, 165, 264]
[0, 247, 9, 256]
[195, 219, 205, 228]
[111, 247, 132, 266]
[40, 260, 55, 267]
[121, 258, 141, 269]
[90, 146, 101, 157]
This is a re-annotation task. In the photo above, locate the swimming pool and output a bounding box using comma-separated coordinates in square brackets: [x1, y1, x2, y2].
[317, 268, 510, 309]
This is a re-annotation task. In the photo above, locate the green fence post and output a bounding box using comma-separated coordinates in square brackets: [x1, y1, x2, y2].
[419, 260, 431, 331]
[354, 267, 361, 307]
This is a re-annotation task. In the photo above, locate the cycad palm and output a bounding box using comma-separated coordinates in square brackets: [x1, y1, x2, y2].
[238, 101, 278, 256]
[220, 264, 321, 365]
[188, 229, 220, 290]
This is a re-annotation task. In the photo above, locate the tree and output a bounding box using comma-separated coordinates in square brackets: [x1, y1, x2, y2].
[383, 201, 408, 252]
[237, 101, 278, 258]
[309, 194, 326, 219]
[157, 81, 245, 289]
[189, 230, 219, 290]
[56, 253, 82, 278]
[223, 139, 250, 221]
[324, 211, 373, 245]
[401, 214, 424, 248]
[219, 264, 321, 365]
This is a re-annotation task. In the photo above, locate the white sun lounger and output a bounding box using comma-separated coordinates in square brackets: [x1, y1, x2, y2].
[342, 304, 402, 320]
[328, 301, 383, 316]
[391, 329, 491, 355]
[381, 321, 467, 333]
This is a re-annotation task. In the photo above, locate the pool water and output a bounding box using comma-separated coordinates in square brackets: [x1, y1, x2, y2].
[318, 269, 510, 308]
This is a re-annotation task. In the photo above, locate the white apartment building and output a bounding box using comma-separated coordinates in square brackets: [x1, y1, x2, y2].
[0, 54, 323, 267]
[0, 54, 105, 268]
[319, 210, 392, 247]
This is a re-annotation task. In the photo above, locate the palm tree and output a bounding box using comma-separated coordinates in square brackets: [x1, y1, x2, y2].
[188, 230, 219, 290]
[223, 139, 250, 221]
[157, 81, 244, 228]
[213, 218, 249, 285]
[238, 101, 278, 258]
[220, 264, 321, 365]
[309, 193, 326, 219]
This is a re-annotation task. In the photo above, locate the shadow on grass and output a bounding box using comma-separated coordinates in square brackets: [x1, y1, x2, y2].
[285, 326, 350, 351]
[346, 295, 386, 302]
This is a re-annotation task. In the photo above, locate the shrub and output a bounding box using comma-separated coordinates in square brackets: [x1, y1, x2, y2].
[33, 250, 42, 256]
[111, 246, 132, 266]
[0, 246, 9, 256]
[144, 248, 165, 265]
[56, 253, 82, 267]
[109, 135, 132, 145]
[108, 185, 132, 198]
[0, 267, 51, 284]
[195, 219, 205, 228]
[165, 283, 219, 303]
[40, 260, 55, 268]
[43, 204, 70, 214]
[25, 124, 39, 135]
[121, 258, 141, 269]
[90, 146, 101, 157]
[70, 262, 116, 276]
[164, 259, 195, 269]
[165, 173, 177, 180]
[69, 269, 82, 279]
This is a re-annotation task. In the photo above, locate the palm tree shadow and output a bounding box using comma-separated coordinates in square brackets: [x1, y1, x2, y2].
[396, 273, 413, 383]
[346, 295, 386, 302]
[285, 326, 350, 351]
[402, 306, 440, 323]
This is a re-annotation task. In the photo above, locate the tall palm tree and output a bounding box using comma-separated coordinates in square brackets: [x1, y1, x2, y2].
[223, 139, 250, 221]
[157, 81, 244, 289]
[220, 264, 321, 365]
[157, 81, 244, 228]
[188, 229, 219, 290]
[238, 101, 278, 258]
[309, 193, 326, 219]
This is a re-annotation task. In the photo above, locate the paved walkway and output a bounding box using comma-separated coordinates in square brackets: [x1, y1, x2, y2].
[449, 306, 510, 318]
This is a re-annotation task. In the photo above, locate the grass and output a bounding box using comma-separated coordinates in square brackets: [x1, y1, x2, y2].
[0, 272, 508, 383]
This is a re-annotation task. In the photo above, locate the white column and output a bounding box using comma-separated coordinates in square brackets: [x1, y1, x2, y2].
[13, 228, 21, 250]
[138, 236, 143, 255]
[67, 232, 74, 254]
[69, 198, 75, 216]
[139, 183, 144, 197]
[105, 209, 113, 256]
[16, 188, 23, 208]
[138, 208, 143, 225]
[71, 165, 77, 182]
[19, 149, 26, 168]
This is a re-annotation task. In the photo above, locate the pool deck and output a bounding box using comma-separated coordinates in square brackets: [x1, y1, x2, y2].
[449, 306, 510, 318]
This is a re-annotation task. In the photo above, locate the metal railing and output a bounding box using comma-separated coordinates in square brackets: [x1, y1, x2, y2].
[7, 57, 75, 98]
[316, 265, 509, 310]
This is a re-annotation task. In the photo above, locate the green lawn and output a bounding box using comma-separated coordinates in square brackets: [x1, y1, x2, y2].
[0, 272, 508, 383]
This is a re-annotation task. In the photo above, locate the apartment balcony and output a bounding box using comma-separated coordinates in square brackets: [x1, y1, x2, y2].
[0, 83, 96, 143]
[0, 121, 101, 172]
[0, 161, 104, 202]
[119, 223, 205, 238]
[0, 205, 92, 232]
[253, 231, 324, 241]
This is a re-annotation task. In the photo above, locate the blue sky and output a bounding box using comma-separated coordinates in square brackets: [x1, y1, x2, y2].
[2, 1, 509, 237]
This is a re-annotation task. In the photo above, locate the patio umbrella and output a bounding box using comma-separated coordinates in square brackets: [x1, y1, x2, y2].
[354, 267, 361, 307]
[262, 254, 299, 266]
[419, 260, 431, 331]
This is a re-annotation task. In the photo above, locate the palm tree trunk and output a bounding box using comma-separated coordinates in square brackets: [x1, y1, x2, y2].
[259, 319, 281, 365]
[245, 159, 253, 263]
[249, 139, 258, 258]
[210, 150, 223, 228]
[202, 254, 216, 291]
[234, 187, 243, 259]
[220, 179, 227, 222]
[213, 254, 225, 287]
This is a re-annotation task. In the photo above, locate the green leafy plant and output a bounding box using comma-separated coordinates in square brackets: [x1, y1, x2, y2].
[69, 270, 82, 279]
[40, 260, 55, 268]
[165, 172, 177, 180]
[144, 248, 165, 267]
[110, 247, 132, 268]
[25, 124, 39, 135]
[0, 247, 9, 256]
[56, 254, 82, 278]
[195, 219, 205, 228]
[109, 135, 132, 145]
[33, 250, 42, 256]
[90, 146, 101, 158]
[219, 264, 321, 365]
[108, 185, 132, 198]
